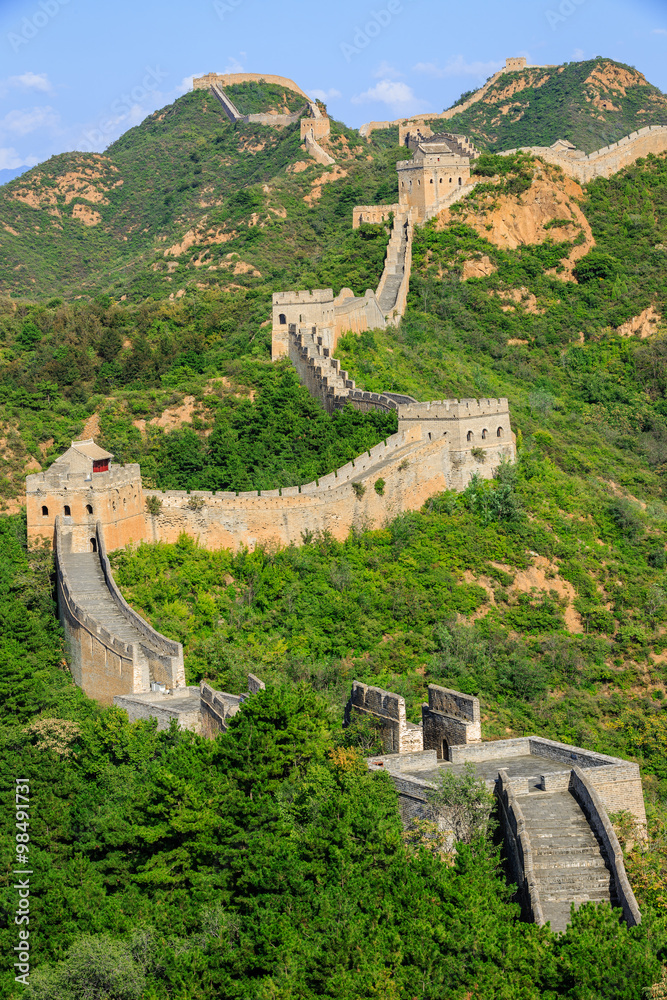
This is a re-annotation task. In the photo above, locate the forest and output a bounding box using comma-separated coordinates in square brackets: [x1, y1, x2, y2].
[2, 60, 667, 998]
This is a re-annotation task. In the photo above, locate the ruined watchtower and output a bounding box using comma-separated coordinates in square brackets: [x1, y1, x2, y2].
[26, 439, 146, 552]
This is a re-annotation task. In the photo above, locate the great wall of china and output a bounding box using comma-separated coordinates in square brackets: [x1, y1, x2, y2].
[21, 64, 664, 933]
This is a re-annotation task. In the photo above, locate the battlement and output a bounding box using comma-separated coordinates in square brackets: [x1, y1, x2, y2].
[273, 289, 335, 305]
[27, 463, 141, 492]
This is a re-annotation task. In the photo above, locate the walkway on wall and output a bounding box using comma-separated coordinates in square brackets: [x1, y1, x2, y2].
[377, 212, 411, 314]
[56, 519, 185, 697]
[61, 551, 159, 650]
[521, 788, 614, 932]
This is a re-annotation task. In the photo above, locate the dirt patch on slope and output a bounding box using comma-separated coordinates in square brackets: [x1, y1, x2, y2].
[617, 306, 662, 339]
[165, 222, 237, 257]
[435, 168, 594, 280]
[72, 204, 102, 227]
[464, 555, 583, 633]
[10, 156, 121, 216]
[304, 166, 348, 206]
[462, 255, 497, 280]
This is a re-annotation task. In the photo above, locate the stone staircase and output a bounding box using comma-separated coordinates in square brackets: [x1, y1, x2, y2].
[61, 551, 159, 650]
[520, 788, 615, 932]
[377, 213, 410, 314]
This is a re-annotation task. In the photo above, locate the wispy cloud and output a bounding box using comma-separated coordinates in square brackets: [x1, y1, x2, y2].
[374, 61, 403, 79]
[310, 88, 342, 102]
[0, 106, 59, 136]
[351, 79, 429, 116]
[654, 28, 667, 36]
[0, 146, 38, 170]
[0, 72, 53, 99]
[413, 56, 503, 79]
[572, 48, 585, 60]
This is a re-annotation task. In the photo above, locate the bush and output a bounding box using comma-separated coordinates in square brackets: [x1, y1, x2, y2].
[145, 495, 163, 516]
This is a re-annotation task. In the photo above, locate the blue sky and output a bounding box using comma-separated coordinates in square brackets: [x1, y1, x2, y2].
[0, 0, 665, 184]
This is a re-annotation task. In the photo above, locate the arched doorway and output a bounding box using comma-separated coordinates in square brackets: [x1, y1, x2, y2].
[90, 537, 97, 553]
[441, 737, 449, 761]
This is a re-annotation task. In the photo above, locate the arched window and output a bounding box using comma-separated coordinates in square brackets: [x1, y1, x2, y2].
[90, 538, 97, 553]
[449, 176, 453, 183]
[439, 177, 443, 184]
[64, 505, 71, 516]
[466, 431, 473, 442]
[482, 429, 488, 440]
[429, 178, 433, 184]
[41, 505, 48, 517]
[86, 504, 93, 514]
[279, 313, 287, 325]
[497, 427, 503, 438]
[458, 177, 462, 185]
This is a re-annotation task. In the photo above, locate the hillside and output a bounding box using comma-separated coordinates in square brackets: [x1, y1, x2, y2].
[0, 90, 403, 301]
[4, 61, 667, 1000]
[441, 58, 667, 152]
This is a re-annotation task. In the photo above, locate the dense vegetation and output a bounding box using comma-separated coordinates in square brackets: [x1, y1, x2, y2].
[445, 58, 667, 153]
[2, 514, 667, 1000]
[221, 79, 308, 115]
[0, 90, 400, 301]
[3, 57, 667, 998]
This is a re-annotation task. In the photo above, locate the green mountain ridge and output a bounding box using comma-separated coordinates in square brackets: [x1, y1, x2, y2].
[2, 55, 667, 1000]
[441, 57, 667, 153]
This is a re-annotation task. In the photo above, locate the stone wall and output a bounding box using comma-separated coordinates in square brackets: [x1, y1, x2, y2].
[27, 463, 146, 552]
[503, 126, 667, 184]
[352, 204, 399, 228]
[496, 768, 545, 924]
[200, 681, 245, 738]
[346, 680, 422, 754]
[55, 518, 184, 704]
[56, 519, 142, 703]
[193, 72, 313, 103]
[114, 688, 203, 733]
[422, 685, 482, 759]
[145, 428, 451, 551]
[300, 118, 331, 141]
[304, 134, 335, 166]
[570, 767, 642, 925]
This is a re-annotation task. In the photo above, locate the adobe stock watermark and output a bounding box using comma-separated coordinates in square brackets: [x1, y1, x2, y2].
[545, 0, 587, 30]
[14, 778, 31, 988]
[80, 66, 168, 152]
[7, 0, 71, 53]
[213, 0, 243, 20]
[341, 0, 407, 63]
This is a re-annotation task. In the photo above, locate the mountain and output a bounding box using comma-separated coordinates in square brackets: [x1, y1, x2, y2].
[3, 60, 667, 999]
[439, 57, 667, 153]
[0, 88, 401, 301]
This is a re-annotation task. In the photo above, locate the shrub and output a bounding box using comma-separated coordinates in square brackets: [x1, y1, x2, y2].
[352, 482, 366, 498]
[145, 495, 163, 516]
[374, 478, 386, 495]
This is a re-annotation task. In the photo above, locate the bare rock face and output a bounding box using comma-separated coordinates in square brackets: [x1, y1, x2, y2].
[435, 166, 595, 281]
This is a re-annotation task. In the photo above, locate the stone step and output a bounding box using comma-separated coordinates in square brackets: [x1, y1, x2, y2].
[534, 857, 609, 872]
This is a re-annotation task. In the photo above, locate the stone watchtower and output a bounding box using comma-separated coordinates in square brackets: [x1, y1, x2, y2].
[26, 439, 147, 552]
[397, 133, 479, 222]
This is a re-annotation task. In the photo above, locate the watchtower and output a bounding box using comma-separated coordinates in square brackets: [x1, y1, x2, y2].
[26, 439, 147, 552]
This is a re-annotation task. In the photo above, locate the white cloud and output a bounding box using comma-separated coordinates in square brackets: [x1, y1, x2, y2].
[351, 79, 428, 116]
[222, 57, 244, 74]
[0, 72, 53, 99]
[12, 72, 52, 92]
[374, 61, 402, 79]
[0, 146, 38, 170]
[654, 28, 667, 35]
[176, 73, 203, 96]
[413, 56, 503, 79]
[572, 48, 585, 60]
[310, 88, 342, 102]
[0, 106, 59, 136]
